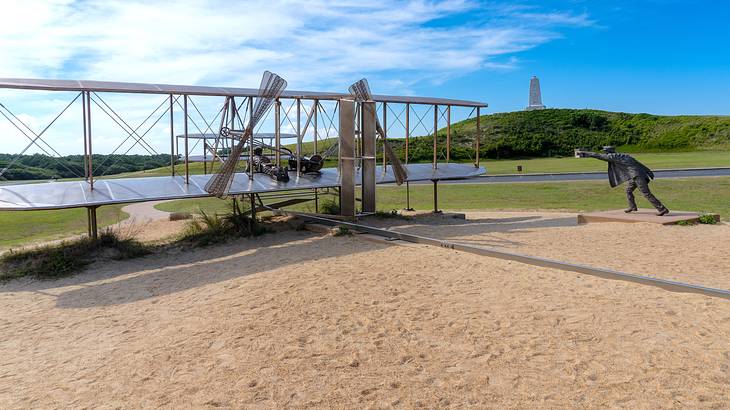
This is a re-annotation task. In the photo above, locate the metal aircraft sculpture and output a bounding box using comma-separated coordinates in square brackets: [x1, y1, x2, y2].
[0, 70, 487, 236]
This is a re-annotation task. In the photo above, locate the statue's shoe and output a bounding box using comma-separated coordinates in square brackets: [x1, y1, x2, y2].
[624, 208, 638, 213]
[656, 208, 669, 216]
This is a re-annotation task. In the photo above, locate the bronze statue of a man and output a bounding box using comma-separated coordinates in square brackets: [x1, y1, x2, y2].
[577, 146, 669, 216]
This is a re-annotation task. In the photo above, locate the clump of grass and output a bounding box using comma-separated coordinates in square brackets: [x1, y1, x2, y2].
[319, 199, 340, 215]
[373, 209, 409, 219]
[334, 226, 352, 236]
[675, 213, 718, 226]
[169, 212, 192, 221]
[698, 213, 718, 224]
[181, 207, 266, 247]
[0, 228, 151, 281]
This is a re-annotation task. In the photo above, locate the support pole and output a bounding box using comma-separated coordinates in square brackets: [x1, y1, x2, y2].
[249, 96, 254, 179]
[230, 97, 236, 157]
[86, 92, 94, 190]
[476, 107, 481, 168]
[296, 99, 301, 176]
[275, 99, 281, 167]
[183, 95, 189, 184]
[433, 180, 440, 214]
[361, 101, 377, 213]
[404, 102, 413, 211]
[433, 104, 438, 169]
[446, 105, 451, 163]
[382, 101, 387, 170]
[313, 99, 319, 154]
[82, 91, 88, 182]
[87, 206, 98, 239]
[250, 193, 257, 224]
[338, 99, 356, 218]
[170, 94, 175, 176]
[203, 140, 207, 174]
[313, 99, 318, 212]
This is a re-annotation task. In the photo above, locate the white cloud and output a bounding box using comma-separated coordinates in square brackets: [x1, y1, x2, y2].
[0, 0, 594, 154]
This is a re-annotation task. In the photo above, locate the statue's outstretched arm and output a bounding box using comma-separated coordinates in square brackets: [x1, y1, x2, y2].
[578, 151, 610, 161]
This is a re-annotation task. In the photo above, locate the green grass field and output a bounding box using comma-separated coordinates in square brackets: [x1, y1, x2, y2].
[118, 150, 730, 178]
[483, 151, 730, 174]
[3, 154, 728, 250]
[155, 176, 730, 219]
[0, 205, 128, 250]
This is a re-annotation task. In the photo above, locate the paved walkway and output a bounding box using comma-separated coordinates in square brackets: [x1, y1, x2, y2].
[119, 200, 171, 224]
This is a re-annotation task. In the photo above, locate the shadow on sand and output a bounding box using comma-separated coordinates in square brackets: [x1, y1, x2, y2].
[1, 231, 384, 309]
[371, 214, 577, 248]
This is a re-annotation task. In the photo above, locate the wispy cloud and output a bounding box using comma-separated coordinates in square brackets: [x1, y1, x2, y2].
[0, 0, 595, 154]
[0, 0, 594, 90]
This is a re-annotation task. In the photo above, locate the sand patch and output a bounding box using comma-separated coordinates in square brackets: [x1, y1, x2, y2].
[373, 211, 730, 290]
[1, 228, 729, 408]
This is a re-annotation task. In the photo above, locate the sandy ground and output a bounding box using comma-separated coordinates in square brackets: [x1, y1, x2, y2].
[1, 220, 730, 408]
[374, 211, 730, 291]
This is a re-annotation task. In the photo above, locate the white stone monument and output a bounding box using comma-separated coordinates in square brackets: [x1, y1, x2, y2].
[526, 76, 545, 111]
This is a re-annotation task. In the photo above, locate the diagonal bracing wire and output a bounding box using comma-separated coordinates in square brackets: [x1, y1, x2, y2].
[91, 92, 160, 155]
[98, 96, 182, 178]
[90, 94, 171, 173]
[186, 96, 226, 155]
[0, 92, 83, 178]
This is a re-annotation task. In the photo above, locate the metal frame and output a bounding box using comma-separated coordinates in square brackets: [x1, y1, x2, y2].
[0, 77, 487, 236]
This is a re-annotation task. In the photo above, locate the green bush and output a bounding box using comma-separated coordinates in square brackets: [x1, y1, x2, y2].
[181, 206, 265, 247]
[381, 109, 730, 161]
[0, 229, 151, 281]
[334, 226, 351, 236]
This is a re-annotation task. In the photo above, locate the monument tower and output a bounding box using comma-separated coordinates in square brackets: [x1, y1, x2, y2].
[526, 75, 545, 110]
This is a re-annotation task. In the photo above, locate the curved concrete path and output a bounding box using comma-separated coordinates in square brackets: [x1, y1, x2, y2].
[119, 200, 172, 224]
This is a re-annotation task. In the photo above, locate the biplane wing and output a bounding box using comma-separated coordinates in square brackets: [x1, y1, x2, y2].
[0, 163, 484, 210]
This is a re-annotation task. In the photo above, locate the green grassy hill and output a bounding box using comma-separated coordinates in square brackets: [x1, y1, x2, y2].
[389, 109, 730, 161]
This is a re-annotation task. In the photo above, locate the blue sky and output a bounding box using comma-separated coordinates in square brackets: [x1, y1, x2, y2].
[0, 0, 728, 154]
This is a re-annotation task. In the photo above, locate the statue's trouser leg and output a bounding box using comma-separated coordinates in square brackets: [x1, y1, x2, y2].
[635, 177, 667, 211]
[625, 180, 638, 210]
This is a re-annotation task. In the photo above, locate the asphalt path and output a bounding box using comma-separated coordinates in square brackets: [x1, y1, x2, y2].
[413, 167, 730, 185]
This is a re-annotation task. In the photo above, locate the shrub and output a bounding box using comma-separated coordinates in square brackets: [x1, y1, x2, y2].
[169, 212, 193, 221]
[0, 229, 151, 281]
[319, 199, 340, 215]
[180, 208, 265, 246]
[334, 226, 351, 236]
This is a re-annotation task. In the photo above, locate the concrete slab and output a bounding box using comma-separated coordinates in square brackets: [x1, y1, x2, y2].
[577, 209, 720, 225]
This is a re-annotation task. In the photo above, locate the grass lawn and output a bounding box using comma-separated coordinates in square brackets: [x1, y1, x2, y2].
[0, 205, 128, 250]
[483, 151, 730, 174]
[118, 150, 730, 179]
[155, 176, 730, 219]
